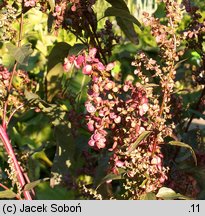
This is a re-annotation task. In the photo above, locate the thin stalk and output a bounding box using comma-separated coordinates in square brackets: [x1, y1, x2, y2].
[89, 23, 108, 65]
[0, 182, 9, 190]
[152, 17, 177, 153]
[6, 104, 24, 127]
[0, 1, 33, 200]
[0, 125, 32, 200]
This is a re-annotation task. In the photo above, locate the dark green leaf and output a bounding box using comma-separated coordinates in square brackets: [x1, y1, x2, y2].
[47, 12, 55, 33]
[104, 0, 140, 43]
[47, 42, 71, 72]
[189, 109, 205, 120]
[168, 141, 197, 166]
[24, 178, 49, 191]
[0, 190, 17, 199]
[69, 44, 87, 55]
[96, 169, 125, 189]
[156, 187, 191, 200]
[116, 17, 139, 44]
[36, 182, 75, 200]
[128, 131, 151, 154]
[105, 0, 128, 10]
[153, 2, 166, 18]
[50, 124, 75, 187]
[104, 7, 141, 27]
[6, 43, 33, 66]
[94, 155, 110, 187]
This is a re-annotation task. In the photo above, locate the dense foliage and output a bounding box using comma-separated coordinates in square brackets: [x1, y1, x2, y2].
[0, 0, 205, 200]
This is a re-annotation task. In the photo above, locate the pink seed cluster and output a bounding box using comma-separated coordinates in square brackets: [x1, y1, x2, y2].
[63, 47, 115, 76]
[64, 47, 169, 195]
[24, 0, 37, 7]
[0, 65, 11, 88]
[85, 77, 149, 151]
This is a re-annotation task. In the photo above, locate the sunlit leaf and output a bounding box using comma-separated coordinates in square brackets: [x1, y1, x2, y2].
[168, 141, 197, 166]
[47, 63, 64, 102]
[24, 178, 49, 191]
[24, 89, 40, 101]
[6, 43, 33, 66]
[156, 187, 191, 200]
[0, 190, 17, 199]
[47, 0, 55, 12]
[140, 192, 157, 200]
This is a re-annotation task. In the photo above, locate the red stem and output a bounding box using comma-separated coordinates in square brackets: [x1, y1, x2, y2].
[0, 125, 32, 200]
[0, 182, 9, 190]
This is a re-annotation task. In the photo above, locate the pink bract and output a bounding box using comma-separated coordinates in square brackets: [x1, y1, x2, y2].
[83, 65, 93, 75]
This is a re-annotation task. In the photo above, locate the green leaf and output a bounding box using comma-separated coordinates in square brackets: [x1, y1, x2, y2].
[168, 141, 197, 166]
[0, 190, 17, 199]
[105, 0, 129, 10]
[94, 155, 110, 187]
[116, 17, 139, 44]
[156, 187, 191, 200]
[128, 131, 151, 154]
[96, 169, 125, 189]
[46, 42, 71, 102]
[104, 7, 141, 27]
[189, 109, 205, 120]
[47, 12, 55, 33]
[47, 0, 55, 12]
[69, 44, 87, 56]
[6, 43, 33, 66]
[140, 192, 157, 200]
[24, 89, 40, 102]
[47, 42, 71, 72]
[47, 63, 64, 102]
[24, 178, 49, 191]
[104, 0, 140, 44]
[36, 182, 75, 200]
[50, 124, 75, 187]
[153, 2, 166, 18]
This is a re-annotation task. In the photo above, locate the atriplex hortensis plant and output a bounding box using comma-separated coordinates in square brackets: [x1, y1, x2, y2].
[0, 0, 204, 199]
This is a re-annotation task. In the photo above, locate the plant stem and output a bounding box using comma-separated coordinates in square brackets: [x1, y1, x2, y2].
[6, 104, 24, 127]
[0, 182, 9, 190]
[89, 23, 108, 65]
[0, 125, 32, 200]
[152, 17, 177, 153]
[0, 2, 33, 200]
